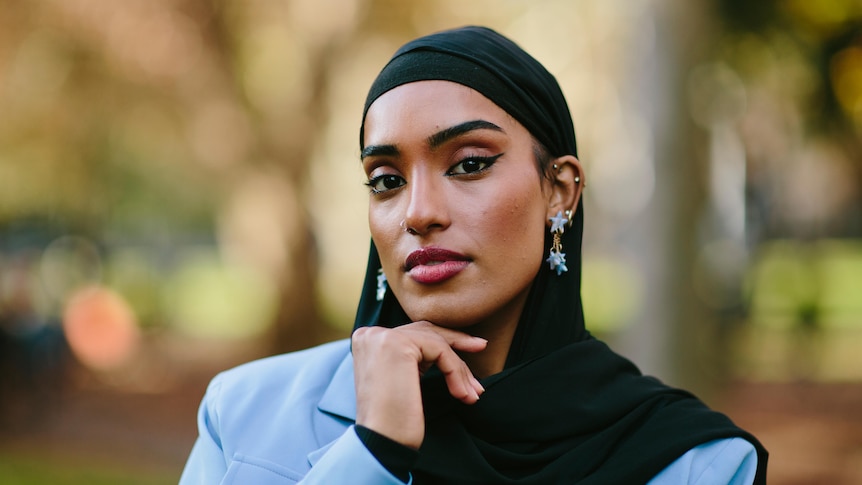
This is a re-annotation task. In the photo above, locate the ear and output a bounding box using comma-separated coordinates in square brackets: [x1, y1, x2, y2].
[545, 155, 585, 224]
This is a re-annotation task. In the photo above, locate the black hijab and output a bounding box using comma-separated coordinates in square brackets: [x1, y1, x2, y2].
[354, 26, 767, 484]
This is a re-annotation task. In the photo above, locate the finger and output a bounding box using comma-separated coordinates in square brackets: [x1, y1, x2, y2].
[451, 336, 488, 353]
[402, 323, 484, 403]
[431, 344, 480, 404]
[470, 374, 485, 396]
[410, 321, 488, 353]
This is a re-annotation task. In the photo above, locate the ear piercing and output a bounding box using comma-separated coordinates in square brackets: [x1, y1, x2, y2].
[551, 164, 582, 186]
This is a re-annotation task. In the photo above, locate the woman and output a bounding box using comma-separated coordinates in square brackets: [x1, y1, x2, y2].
[180, 26, 767, 484]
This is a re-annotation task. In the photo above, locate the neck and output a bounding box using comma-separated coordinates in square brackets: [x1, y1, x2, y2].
[459, 288, 530, 379]
[459, 325, 515, 379]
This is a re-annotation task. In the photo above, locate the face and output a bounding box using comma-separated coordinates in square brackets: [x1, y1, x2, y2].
[362, 80, 554, 333]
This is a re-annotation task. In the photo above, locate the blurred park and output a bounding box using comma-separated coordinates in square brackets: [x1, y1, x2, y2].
[1, 0, 861, 483]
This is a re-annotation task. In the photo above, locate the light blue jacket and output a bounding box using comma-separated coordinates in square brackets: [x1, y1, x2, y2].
[180, 339, 758, 484]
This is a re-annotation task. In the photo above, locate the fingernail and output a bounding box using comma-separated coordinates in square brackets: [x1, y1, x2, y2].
[472, 376, 485, 393]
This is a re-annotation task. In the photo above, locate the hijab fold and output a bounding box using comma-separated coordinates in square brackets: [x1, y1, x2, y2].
[354, 26, 767, 484]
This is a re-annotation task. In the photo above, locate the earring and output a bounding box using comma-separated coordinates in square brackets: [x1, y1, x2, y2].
[574, 176, 580, 184]
[546, 211, 569, 276]
[376, 268, 387, 301]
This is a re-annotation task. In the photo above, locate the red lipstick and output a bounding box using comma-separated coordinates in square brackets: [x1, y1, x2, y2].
[405, 247, 470, 284]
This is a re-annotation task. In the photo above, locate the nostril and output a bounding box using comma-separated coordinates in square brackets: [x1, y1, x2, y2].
[400, 219, 420, 235]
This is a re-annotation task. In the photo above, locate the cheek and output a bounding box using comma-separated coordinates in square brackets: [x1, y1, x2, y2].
[369, 204, 403, 272]
[368, 206, 391, 250]
[484, 184, 547, 258]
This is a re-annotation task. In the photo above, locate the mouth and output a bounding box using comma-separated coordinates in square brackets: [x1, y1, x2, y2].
[405, 247, 471, 270]
[404, 247, 471, 284]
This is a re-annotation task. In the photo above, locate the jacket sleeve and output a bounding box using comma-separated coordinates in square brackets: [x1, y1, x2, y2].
[179, 378, 228, 484]
[647, 437, 758, 485]
[299, 427, 411, 485]
[179, 376, 409, 485]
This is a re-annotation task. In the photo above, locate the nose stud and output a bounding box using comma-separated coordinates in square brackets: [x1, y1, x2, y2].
[400, 220, 418, 235]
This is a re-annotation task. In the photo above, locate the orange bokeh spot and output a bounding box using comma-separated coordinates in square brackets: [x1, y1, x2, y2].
[62, 286, 140, 370]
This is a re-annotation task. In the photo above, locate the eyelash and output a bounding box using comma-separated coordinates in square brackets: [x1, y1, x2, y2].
[364, 174, 404, 194]
[447, 153, 502, 176]
[364, 153, 503, 195]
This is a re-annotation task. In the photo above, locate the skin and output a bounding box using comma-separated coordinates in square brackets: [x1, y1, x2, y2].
[353, 80, 584, 449]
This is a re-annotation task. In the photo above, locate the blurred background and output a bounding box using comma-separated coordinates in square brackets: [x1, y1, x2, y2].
[1, 0, 861, 483]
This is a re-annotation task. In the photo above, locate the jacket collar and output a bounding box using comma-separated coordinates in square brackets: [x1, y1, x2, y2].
[308, 350, 357, 468]
[317, 350, 356, 421]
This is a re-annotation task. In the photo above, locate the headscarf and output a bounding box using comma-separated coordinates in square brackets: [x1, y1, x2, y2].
[354, 26, 767, 484]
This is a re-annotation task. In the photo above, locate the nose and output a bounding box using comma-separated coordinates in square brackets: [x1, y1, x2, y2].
[402, 169, 450, 236]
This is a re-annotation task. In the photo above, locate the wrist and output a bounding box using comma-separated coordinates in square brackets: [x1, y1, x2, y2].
[355, 425, 420, 483]
[355, 415, 422, 450]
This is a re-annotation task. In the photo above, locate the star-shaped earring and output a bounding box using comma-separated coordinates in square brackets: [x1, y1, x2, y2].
[549, 211, 568, 233]
[546, 250, 568, 275]
[376, 269, 387, 301]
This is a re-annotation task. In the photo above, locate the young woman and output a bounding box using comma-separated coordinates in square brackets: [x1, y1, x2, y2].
[180, 26, 767, 484]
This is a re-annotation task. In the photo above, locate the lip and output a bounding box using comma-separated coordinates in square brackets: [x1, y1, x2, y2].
[405, 247, 471, 284]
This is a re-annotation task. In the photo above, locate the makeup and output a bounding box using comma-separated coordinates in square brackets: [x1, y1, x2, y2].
[405, 247, 470, 284]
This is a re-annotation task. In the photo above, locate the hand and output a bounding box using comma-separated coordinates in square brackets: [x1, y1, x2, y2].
[352, 321, 487, 449]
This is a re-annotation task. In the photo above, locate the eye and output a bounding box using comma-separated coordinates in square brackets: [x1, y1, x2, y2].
[447, 154, 502, 175]
[366, 174, 406, 194]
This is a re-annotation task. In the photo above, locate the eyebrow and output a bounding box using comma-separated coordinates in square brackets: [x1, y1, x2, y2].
[427, 119, 504, 149]
[360, 119, 505, 161]
[360, 144, 399, 160]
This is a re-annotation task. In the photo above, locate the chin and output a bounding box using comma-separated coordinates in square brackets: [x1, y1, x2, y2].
[397, 287, 525, 332]
[403, 303, 480, 329]
[408, 313, 475, 329]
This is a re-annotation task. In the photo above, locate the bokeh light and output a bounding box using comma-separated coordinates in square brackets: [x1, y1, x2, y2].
[62, 285, 140, 371]
[163, 249, 277, 340]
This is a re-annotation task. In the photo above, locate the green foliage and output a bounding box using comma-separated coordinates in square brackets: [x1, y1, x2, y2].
[747, 240, 862, 329]
[0, 453, 175, 485]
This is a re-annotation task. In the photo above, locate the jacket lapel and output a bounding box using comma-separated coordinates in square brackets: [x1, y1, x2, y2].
[308, 351, 357, 467]
[317, 350, 356, 420]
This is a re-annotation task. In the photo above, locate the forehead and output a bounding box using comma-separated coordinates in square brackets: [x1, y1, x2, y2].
[363, 80, 522, 145]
